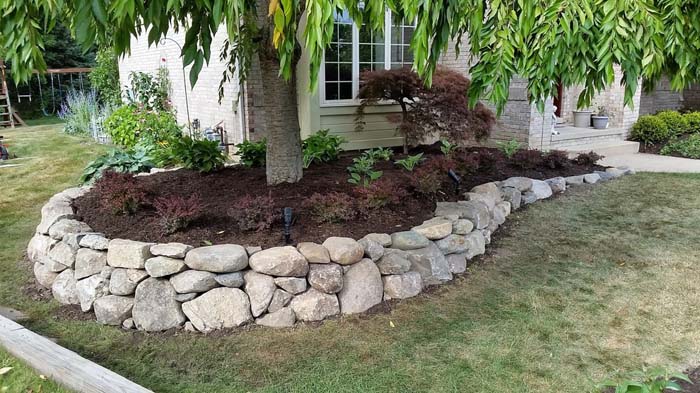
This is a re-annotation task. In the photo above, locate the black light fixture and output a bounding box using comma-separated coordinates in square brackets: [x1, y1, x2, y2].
[283, 207, 293, 244]
[448, 169, 461, 196]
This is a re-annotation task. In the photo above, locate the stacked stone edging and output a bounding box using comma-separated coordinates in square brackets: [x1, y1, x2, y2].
[28, 166, 635, 332]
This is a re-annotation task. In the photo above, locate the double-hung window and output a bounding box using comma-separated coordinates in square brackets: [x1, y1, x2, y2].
[321, 10, 416, 105]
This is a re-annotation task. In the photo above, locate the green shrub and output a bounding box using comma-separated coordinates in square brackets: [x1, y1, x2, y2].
[683, 111, 700, 133]
[394, 153, 424, 171]
[80, 148, 154, 184]
[302, 129, 345, 168]
[656, 110, 689, 136]
[497, 139, 521, 158]
[235, 139, 267, 167]
[630, 115, 671, 145]
[89, 47, 122, 106]
[170, 137, 226, 172]
[362, 147, 394, 162]
[347, 155, 383, 187]
[126, 70, 171, 111]
[660, 134, 700, 158]
[104, 105, 182, 148]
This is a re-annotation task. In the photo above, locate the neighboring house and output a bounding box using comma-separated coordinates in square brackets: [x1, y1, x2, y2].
[118, 11, 700, 154]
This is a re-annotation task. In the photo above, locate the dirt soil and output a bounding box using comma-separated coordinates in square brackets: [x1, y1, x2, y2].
[73, 145, 604, 248]
[676, 367, 700, 393]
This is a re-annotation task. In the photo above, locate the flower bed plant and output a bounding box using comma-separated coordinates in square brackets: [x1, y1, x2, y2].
[630, 110, 700, 158]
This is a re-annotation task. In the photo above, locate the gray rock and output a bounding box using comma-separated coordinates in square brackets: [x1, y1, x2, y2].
[244, 271, 276, 317]
[594, 171, 615, 181]
[107, 239, 153, 269]
[376, 249, 411, 275]
[455, 200, 491, 229]
[322, 237, 364, 265]
[337, 259, 383, 314]
[174, 293, 198, 302]
[521, 191, 538, 205]
[109, 268, 149, 296]
[405, 242, 453, 286]
[27, 234, 57, 263]
[492, 201, 511, 226]
[382, 272, 422, 300]
[184, 244, 248, 273]
[435, 234, 470, 255]
[273, 277, 307, 294]
[296, 242, 330, 264]
[464, 192, 497, 211]
[42, 256, 70, 273]
[145, 256, 187, 278]
[170, 270, 219, 294]
[362, 233, 392, 247]
[76, 274, 110, 312]
[545, 177, 567, 193]
[249, 246, 309, 277]
[470, 182, 503, 204]
[390, 231, 430, 250]
[78, 234, 110, 250]
[122, 318, 135, 330]
[480, 229, 492, 245]
[446, 253, 468, 274]
[255, 307, 296, 328]
[52, 270, 79, 305]
[565, 175, 585, 185]
[606, 167, 626, 178]
[267, 289, 293, 313]
[584, 173, 601, 184]
[34, 262, 59, 288]
[182, 288, 252, 332]
[617, 165, 636, 175]
[245, 246, 263, 255]
[308, 263, 344, 294]
[290, 288, 340, 322]
[94, 295, 133, 326]
[530, 179, 553, 199]
[62, 233, 91, 249]
[150, 243, 193, 259]
[465, 231, 487, 259]
[215, 272, 245, 288]
[184, 321, 198, 332]
[411, 218, 453, 240]
[36, 200, 77, 235]
[74, 249, 107, 280]
[47, 242, 77, 269]
[452, 219, 474, 235]
[501, 187, 522, 210]
[48, 219, 92, 240]
[132, 278, 186, 331]
[501, 177, 533, 192]
[357, 238, 384, 261]
[58, 186, 90, 200]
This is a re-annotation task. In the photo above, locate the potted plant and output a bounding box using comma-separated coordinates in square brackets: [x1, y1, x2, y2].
[591, 106, 610, 129]
[573, 109, 593, 128]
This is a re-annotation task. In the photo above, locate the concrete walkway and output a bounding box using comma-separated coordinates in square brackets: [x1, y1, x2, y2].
[601, 153, 700, 173]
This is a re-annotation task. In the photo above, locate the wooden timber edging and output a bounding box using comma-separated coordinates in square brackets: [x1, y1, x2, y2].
[0, 315, 152, 393]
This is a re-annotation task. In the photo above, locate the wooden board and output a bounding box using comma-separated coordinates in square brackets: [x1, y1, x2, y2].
[0, 315, 153, 393]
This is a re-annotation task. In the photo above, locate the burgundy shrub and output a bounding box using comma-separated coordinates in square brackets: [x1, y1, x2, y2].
[153, 194, 204, 235]
[410, 159, 448, 196]
[355, 177, 409, 210]
[511, 149, 544, 170]
[542, 150, 571, 169]
[572, 151, 604, 166]
[93, 171, 147, 215]
[229, 194, 277, 232]
[302, 192, 357, 223]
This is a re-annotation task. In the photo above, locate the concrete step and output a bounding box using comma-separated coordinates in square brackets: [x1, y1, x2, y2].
[562, 140, 640, 158]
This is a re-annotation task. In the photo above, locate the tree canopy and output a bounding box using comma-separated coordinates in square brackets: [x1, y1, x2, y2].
[1, 0, 699, 113]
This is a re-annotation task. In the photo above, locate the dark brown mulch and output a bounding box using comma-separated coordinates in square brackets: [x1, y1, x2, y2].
[638, 143, 664, 155]
[72, 145, 604, 248]
[676, 367, 700, 392]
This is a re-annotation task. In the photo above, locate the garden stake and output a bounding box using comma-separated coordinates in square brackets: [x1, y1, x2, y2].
[283, 207, 293, 244]
[448, 169, 461, 196]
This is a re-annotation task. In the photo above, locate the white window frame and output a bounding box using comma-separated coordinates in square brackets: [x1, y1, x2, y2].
[320, 9, 413, 107]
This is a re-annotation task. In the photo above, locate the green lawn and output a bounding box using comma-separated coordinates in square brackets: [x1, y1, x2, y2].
[1, 125, 699, 392]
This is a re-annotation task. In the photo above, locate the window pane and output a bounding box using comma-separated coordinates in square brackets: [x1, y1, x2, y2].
[339, 44, 352, 62]
[339, 82, 353, 99]
[339, 63, 352, 81]
[325, 44, 338, 61]
[338, 24, 352, 43]
[325, 63, 338, 82]
[326, 83, 339, 100]
[359, 44, 371, 62]
[403, 47, 413, 62]
[391, 45, 402, 63]
[391, 26, 402, 44]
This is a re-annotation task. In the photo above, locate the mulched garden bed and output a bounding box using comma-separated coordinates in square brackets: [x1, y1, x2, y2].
[73, 144, 604, 248]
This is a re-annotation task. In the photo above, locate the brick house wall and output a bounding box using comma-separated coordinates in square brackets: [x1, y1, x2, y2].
[639, 76, 683, 115]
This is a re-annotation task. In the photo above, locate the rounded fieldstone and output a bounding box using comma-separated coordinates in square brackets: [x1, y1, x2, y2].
[452, 219, 474, 235]
[390, 231, 430, 250]
[244, 271, 276, 317]
[308, 263, 344, 294]
[48, 242, 77, 269]
[27, 234, 56, 263]
[337, 259, 383, 314]
[322, 237, 364, 265]
[48, 219, 92, 240]
[382, 272, 422, 300]
[36, 200, 76, 235]
[584, 173, 601, 184]
[296, 242, 330, 264]
[109, 268, 149, 296]
[184, 244, 248, 273]
[215, 272, 245, 288]
[404, 242, 453, 286]
[362, 233, 392, 247]
[52, 270, 79, 305]
[545, 177, 567, 193]
[411, 218, 453, 240]
[132, 278, 186, 331]
[530, 179, 553, 199]
[255, 307, 296, 328]
[107, 239, 153, 269]
[182, 288, 252, 332]
[446, 253, 467, 274]
[74, 249, 107, 280]
[289, 288, 340, 322]
[357, 238, 384, 261]
[150, 243, 193, 259]
[145, 256, 187, 278]
[501, 177, 533, 192]
[170, 270, 219, 294]
[76, 274, 110, 312]
[267, 289, 293, 313]
[273, 277, 307, 294]
[94, 295, 133, 326]
[34, 262, 59, 288]
[79, 234, 110, 250]
[376, 249, 411, 275]
[249, 246, 309, 277]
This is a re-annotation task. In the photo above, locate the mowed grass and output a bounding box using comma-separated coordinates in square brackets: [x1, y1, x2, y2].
[1, 125, 700, 392]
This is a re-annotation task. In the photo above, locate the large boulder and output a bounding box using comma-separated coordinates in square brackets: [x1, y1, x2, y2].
[322, 237, 364, 265]
[51, 270, 80, 305]
[411, 218, 453, 240]
[289, 288, 340, 321]
[215, 272, 245, 288]
[34, 262, 59, 288]
[107, 239, 153, 269]
[249, 246, 309, 277]
[337, 259, 383, 314]
[76, 274, 110, 312]
[501, 187, 522, 210]
[267, 289, 293, 313]
[362, 233, 392, 247]
[405, 242, 453, 286]
[132, 278, 186, 331]
[243, 271, 276, 317]
[109, 268, 149, 296]
[182, 288, 252, 332]
[376, 249, 411, 275]
[530, 180, 553, 200]
[435, 234, 470, 255]
[382, 272, 422, 300]
[584, 173, 601, 184]
[545, 177, 567, 193]
[47, 242, 77, 269]
[94, 295, 133, 326]
[74, 249, 107, 280]
[390, 231, 430, 250]
[255, 307, 296, 328]
[184, 244, 248, 273]
[170, 270, 219, 294]
[150, 243, 192, 259]
[296, 242, 330, 264]
[501, 177, 533, 192]
[307, 263, 344, 294]
[79, 234, 110, 250]
[455, 201, 491, 229]
[145, 256, 187, 278]
[273, 277, 307, 294]
[27, 234, 56, 263]
[48, 219, 92, 240]
[357, 238, 384, 261]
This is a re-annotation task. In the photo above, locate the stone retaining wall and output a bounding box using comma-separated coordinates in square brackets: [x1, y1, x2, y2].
[28, 166, 635, 332]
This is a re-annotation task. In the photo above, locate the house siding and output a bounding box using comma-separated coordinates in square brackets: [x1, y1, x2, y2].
[639, 76, 684, 115]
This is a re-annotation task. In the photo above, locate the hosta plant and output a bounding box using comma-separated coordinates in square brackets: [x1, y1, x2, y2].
[394, 153, 424, 172]
[596, 368, 690, 393]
